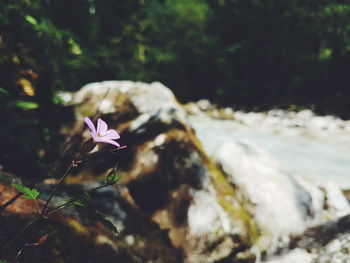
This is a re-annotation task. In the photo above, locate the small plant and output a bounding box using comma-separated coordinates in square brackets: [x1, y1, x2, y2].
[0, 117, 126, 261]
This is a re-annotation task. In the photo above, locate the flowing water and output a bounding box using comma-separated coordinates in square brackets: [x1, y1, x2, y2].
[189, 114, 350, 188]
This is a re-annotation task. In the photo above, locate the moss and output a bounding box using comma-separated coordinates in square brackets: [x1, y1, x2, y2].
[77, 101, 97, 118]
[65, 218, 88, 235]
[210, 162, 260, 246]
[191, 135, 261, 249]
[159, 126, 261, 250]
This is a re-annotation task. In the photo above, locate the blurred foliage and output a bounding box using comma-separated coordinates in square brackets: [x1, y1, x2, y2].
[206, 0, 350, 112]
[1, 0, 350, 177]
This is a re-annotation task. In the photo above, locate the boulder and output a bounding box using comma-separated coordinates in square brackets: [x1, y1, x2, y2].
[263, 249, 313, 263]
[57, 81, 258, 262]
[265, 214, 350, 263]
[0, 181, 183, 262]
[213, 140, 350, 254]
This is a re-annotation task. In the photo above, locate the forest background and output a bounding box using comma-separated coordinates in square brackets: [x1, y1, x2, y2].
[1, 0, 350, 178]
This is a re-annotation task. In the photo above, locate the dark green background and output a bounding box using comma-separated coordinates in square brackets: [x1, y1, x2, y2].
[1, 0, 350, 176]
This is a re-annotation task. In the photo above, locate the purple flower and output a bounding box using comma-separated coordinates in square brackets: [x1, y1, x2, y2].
[84, 117, 120, 147]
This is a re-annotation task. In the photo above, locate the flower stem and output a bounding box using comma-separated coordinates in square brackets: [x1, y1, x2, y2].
[40, 162, 74, 215]
[0, 216, 41, 255]
[0, 184, 107, 256]
[44, 184, 107, 216]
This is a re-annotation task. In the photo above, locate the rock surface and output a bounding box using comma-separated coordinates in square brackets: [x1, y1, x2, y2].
[213, 140, 350, 254]
[186, 100, 350, 261]
[264, 214, 350, 263]
[263, 249, 313, 263]
[55, 81, 258, 262]
[0, 181, 183, 262]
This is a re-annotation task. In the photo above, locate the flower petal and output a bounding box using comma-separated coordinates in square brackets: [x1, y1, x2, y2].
[101, 139, 120, 147]
[84, 117, 96, 134]
[103, 129, 120, 140]
[91, 132, 100, 142]
[97, 118, 108, 135]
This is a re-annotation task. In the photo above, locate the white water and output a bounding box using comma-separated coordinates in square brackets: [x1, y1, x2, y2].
[189, 114, 350, 188]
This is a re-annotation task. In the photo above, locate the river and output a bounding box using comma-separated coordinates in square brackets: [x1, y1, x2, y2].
[189, 111, 350, 188]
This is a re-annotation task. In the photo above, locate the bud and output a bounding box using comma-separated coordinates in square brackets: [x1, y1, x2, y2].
[37, 234, 48, 245]
[82, 138, 97, 152]
[106, 168, 120, 186]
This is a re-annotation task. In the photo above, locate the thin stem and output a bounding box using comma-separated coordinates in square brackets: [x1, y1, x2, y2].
[40, 162, 74, 215]
[44, 184, 106, 216]
[0, 184, 106, 255]
[34, 199, 40, 215]
[0, 193, 23, 214]
[43, 199, 78, 216]
[0, 217, 41, 255]
[74, 145, 127, 165]
[2, 162, 74, 251]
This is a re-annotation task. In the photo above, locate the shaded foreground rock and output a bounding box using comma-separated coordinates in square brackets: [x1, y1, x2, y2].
[264, 215, 350, 263]
[0, 182, 182, 262]
[290, 215, 350, 262]
[23, 81, 257, 262]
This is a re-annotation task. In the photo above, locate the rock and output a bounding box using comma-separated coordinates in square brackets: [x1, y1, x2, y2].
[184, 101, 235, 120]
[123, 127, 255, 262]
[290, 215, 350, 250]
[284, 214, 350, 263]
[184, 102, 203, 116]
[68, 81, 188, 124]
[263, 248, 313, 263]
[314, 232, 350, 263]
[57, 81, 259, 262]
[296, 110, 314, 120]
[319, 182, 350, 219]
[212, 140, 350, 254]
[197, 99, 214, 111]
[0, 180, 183, 262]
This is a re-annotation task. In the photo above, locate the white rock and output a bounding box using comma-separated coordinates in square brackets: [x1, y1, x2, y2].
[188, 189, 231, 236]
[319, 182, 350, 218]
[213, 140, 326, 251]
[57, 91, 73, 103]
[197, 99, 213, 111]
[98, 98, 115, 113]
[263, 249, 313, 263]
[296, 110, 314, 120]
[71, 81, 190, 131]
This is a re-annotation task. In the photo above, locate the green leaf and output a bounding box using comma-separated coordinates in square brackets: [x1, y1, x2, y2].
[106, 168, 120, 186]
[14, 184, 40, 200]
[68, 38, 82, 55]
[0, 260, 11, 263]
[71, 200, 85, 207]
[94, 211, 118, 234]
[25, 15, 38, 25]
[0, 87, 9, 95]
[52, 93, 64, 104]
[13, 183, 29, 193]
[319, 48, 332, 60]
[13, 100, 39, 110]
[24, 188, 40, 200]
